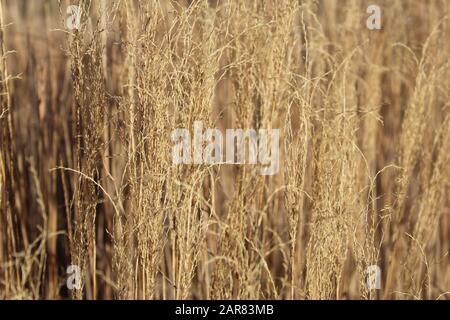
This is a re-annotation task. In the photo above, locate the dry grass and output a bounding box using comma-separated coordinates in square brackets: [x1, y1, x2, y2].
[0, 0, 449, 300]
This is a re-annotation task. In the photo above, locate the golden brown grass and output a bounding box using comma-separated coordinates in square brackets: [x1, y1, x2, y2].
[0, 0, 449, 300]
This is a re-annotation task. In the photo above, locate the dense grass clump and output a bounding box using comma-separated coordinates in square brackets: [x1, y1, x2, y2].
[0, 0, 448, 300]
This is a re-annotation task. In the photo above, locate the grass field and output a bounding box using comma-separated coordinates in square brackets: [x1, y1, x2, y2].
[0, 0, 449, 300]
